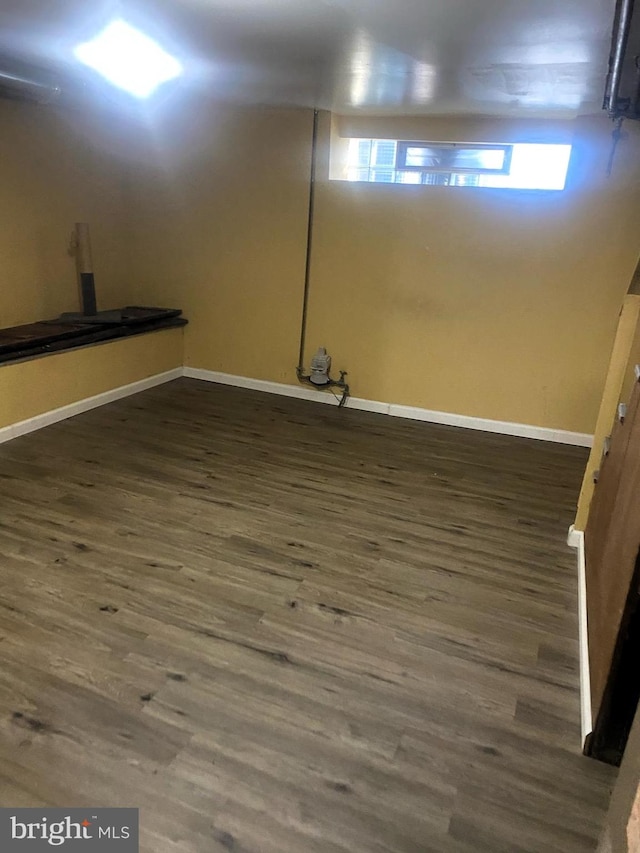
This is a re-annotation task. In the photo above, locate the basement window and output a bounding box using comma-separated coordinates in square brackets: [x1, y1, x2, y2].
[342, 140, 572, 191]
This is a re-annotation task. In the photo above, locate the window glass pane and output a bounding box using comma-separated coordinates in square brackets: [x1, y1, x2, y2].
[404, 145, 506, 171]
[340, 139, 572, 191]
[369, 169, 395, 183]
[479, 144, 572, 190]
[396, 171, 422, 184]
[450, 173, 481, 187]
[346, 167, 371, 182]
[449, 148, 505, 171]
[404, 146, 447, 169]
[423, 172, 450, 186]
[371, 141, 397, 167]
[356, 140, 372, 167]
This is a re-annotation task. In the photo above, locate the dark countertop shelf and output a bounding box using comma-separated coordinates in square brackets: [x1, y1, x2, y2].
[0, 307, 187, 365]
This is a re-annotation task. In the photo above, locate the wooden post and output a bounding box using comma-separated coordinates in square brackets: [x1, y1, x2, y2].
[74, 222, 97, 316]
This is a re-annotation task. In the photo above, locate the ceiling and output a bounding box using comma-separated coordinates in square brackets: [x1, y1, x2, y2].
[0, 0, 618, 117]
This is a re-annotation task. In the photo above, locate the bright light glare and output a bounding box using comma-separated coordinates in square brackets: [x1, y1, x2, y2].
[74, 19, 182, 98]
[481, 145, 572, 190]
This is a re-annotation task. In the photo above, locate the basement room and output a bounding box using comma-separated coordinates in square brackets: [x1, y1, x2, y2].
[3, 0, 640, 851]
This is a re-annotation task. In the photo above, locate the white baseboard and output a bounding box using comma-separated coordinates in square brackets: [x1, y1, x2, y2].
[183, 367, 346, 407]
[387, 403, 592, 446]
[0, 367, 182, 445]
[0, 361, 593, 450]
[566, 524, 583, 550]
[183, 367, 593, 447]
[567, 524, 593, 747]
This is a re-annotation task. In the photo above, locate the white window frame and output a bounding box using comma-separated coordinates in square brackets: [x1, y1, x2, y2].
[396, 141, 513, 176]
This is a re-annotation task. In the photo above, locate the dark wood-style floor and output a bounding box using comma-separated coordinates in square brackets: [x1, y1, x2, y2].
[0, 379, 616, 852]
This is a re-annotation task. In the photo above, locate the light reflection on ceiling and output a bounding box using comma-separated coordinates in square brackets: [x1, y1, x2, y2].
[0, 0, 616, 116]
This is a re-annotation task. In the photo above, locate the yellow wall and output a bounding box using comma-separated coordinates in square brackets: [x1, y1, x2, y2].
[4, 95, 640, 437]
[128, 103, 313, 385]
[311, 114, 640, 433]
[0, 99, 186, 432]
[0, 99, 133, 327]
[0, 328, 183, 429]
[128, 105, 640, 435]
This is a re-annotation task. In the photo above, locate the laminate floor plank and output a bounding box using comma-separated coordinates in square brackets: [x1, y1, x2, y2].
[0, 378, 616, 851]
